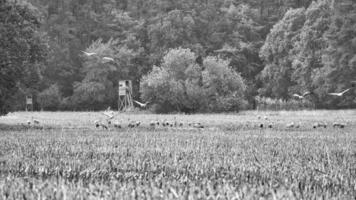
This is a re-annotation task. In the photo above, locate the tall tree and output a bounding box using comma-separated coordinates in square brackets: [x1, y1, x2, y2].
[259, 8, 306, 99]
[0, 0, 48, 114]
[318, 0, 356, 108]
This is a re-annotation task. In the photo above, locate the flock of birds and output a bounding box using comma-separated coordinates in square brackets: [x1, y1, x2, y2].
[82, 49, 356, 100]
[26, 52, 355, 131]
[92, 112, 348, 131]
[24, 110, 348, 131]
[256, 115, 347, 130]
[292, 87, 354, 100]
[92, 108, 204, 130]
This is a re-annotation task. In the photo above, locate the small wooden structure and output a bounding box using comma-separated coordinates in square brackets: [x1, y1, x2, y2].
[118, 80, 133, 111]
[25, 95, 33, 111]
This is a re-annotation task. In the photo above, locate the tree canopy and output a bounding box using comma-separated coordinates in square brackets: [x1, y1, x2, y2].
[1, 0, 355, 113]
[140, 48, 246, 113]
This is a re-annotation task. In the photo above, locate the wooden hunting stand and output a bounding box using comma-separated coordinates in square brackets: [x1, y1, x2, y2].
[25, 95, 33, 111]
[118, 80, 133, 111]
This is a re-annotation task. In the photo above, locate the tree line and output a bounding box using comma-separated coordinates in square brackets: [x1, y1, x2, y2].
[0, 0, 355, 114]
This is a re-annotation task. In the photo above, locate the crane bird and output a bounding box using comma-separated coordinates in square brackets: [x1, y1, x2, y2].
[33, 119, 40, 125]
[149, 121, 157, 128]
[292, 91, 311, 100]
[29, 117, 40, 125]
[82, 51, 97, 56]
[113, 120, 122, 128]
[193, 123, 204, 128]
[133, 100, 150, 108]
[286, 122, 295, 128]
[94, 120, 108, 129]
[102, 107, 117, 120]
[328, 88, 351, 97]
[313, 122, 327, 129]
[102, 111, 115, 120]
[102, 57, 114, 62]
[333, 122, 345, 128]
[128, 121, 140, 128]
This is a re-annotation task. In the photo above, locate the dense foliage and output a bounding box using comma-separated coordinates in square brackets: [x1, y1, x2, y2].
[259, 0, 356, 108]
[0, 0, 48, 115]
[1, 0, 355, 112]
[140, 48, 246, 113]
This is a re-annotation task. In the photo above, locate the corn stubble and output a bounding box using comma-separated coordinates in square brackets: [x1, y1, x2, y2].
[0, 113, 355, 199]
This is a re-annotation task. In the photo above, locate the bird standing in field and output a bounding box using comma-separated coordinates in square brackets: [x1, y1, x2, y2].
[292, 91, 311, 100]
[33, 119, 40, 125]
[81, 51, 97, 56]
[149, 121, 157, 128]
[333, 122, 346, 128]
[29, 117, 40, 125]
[113, 120, 122, 129]
[286, 122, 294, 128]
[193, 123, 204, 129]
[94, 120, 109, 129]
[328, 88, 351, 97]
[133, 100, 150, 108]
[313, 122, 327, 129]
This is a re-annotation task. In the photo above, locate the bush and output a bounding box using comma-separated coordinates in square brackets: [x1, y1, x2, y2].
[38, 84, 62, 110]
[140, 48, 246, 113]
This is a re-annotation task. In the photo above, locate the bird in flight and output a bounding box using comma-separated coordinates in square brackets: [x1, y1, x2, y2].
[133, 100, 150, 108]
[292, 91, 311, 99]
[102, 110, 116, 119]
[328, 88, 351, 97]
[82, 51, 97, 56]
[102, 57, 114, 62]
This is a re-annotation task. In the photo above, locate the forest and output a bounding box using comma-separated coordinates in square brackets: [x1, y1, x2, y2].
[1, 0, 355, 113]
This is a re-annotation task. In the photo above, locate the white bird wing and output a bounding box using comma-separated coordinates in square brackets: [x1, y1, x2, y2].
[133, 100, 145, 107]
[292, 94, 302, 98]
[102, 57, 114, 61]
[82, 51, 96, 56]
[341, 88, 351, 94]
[102, 111, 116, 119]
[302, 91, 311, 97]
[327, 92, 339, 96]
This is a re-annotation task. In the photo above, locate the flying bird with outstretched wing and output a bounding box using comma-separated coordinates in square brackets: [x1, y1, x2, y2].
[102, 110, 117, 119]
[82, 51, 97, 56]
[102, 57, 114, 62]
[328, 88, 351, 97]
[133, 100, 150, 108]
[293, 94, 304, 99]
[292, 91, 311, 99]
